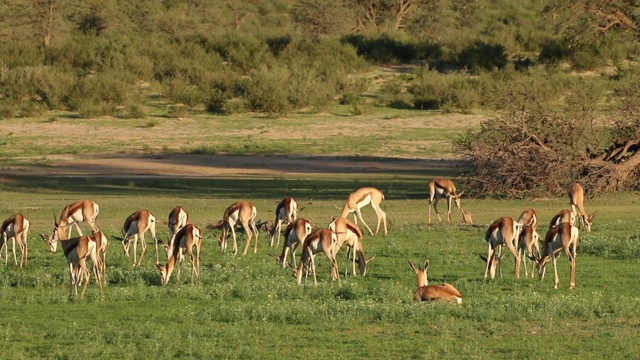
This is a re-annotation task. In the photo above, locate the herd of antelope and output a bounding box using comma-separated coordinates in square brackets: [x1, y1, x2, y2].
[0, 178, 596, 302]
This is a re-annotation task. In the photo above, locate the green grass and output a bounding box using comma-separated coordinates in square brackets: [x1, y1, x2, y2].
[0, 176, 639, 359]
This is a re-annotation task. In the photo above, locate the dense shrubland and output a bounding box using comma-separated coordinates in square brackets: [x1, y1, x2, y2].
[0, 0, 638, 194]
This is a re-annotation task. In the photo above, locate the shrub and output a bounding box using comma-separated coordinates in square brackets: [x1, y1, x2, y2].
[244, 65, 291, 116]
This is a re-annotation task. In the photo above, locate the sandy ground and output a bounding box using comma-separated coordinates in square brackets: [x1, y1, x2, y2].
[3, 153, 459, 178]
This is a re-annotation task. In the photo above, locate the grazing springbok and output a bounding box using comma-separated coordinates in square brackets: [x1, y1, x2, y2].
[156, 224, 202, 285]
[329, 217, 375, 277]
[268, 197, 299, 247]
[518, 208, 538, 230]
[40, 213, 102, 298]
[569, 182, 597, 232]
[57, 200, 100, 240]
[272, 218, 313, 269]
[218, 201, 259, 255]
[517, 225, 540, 278]
[339, 187, 387, 236]
[1, 214, 29, 268]
[428, 178, 464, 224]
[117, 210, 159, 266]
[292, 228, 340, 286]
[89, 230, 108, 285]
[407, 259, 462, 304]
[482, 217, 522, 279]
[168, 206, 190, 254]
[549, 209, 575, 229]
[530, 222, 580, 289]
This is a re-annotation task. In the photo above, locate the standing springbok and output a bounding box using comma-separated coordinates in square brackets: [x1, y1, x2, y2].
[329, 217, 375, 277]
[428, 178, 464, 224]
[272, 218, 313, 269]
[57, 200, 100, 240]
[549, 209, 575, 229]
[517, 225, 540, 278]
[40, 213, 102, 298]
[339, 187, 387, 236]
[218, 201, 259, 255]
[1, 214, 29, 267]
[569, 182, 597, 232]
[482, 217, 522, 279]
[407, 259, 462, 304]
[518, 208, 538, 230]
[268, 197, 298, 247]
[118, 210, 159, 266]
[530, 222, 580, 289]
[89, 230, 108, 285]
[168, 206, 190, 255]
[292, 228, 340, 286]
[156, 224, 202, 285]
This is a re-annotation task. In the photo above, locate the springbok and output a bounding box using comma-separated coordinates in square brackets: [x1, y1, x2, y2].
[482, 217, 522, 279]
[328, 217, 375, 277]
[569, 182, 597, 232]
[117, 210, 159, 266]
[40, 213, 102, 298]
[530, 222, 580, 289]
[272, 218, 313, 269]
[549, 209, 575, 229]
[518, 208, 538, 230]
[407, 259, 462, 304]
[156, 224, 202, 285]
[517, 225, 540, 278]
[292, 228, 340, 286]
[268, 197, 299, 247]
[1, 214, 29, 267]
[168, 206, 190, 254]
[217, 201, 259, 255]
[89, 230, 108, 285]
[56, 200, 100, 239]
[428, 178, 464, 224]
[339, 187, 387, 236]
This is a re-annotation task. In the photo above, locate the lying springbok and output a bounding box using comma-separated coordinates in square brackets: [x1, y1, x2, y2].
[292, 228, 340, 286]
[549, 209, 575, 229]
[517, 225, 540, 278]
[268, 197, 298, 247]
[428, 178, 464, 224]
[530, 222, 580, 289]
[41, 213, 102, 298]
[116, 210, 159, 266]
[272, 218, 313, 269]
[569, 182, 597, 232]
[329, 217, 375, 277]
[217, 201, 259, 255]
[156, 224, 202, 285]
[407, 259, 462, 304]
[1, 214, 29, 268]
[482, 217, 522, 279]
[168, 206, 190, 254]
[339, 187, 387, 236]
[57, 200, 100, 239]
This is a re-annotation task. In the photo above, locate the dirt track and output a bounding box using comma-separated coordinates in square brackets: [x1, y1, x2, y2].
[4, 153, 460, 178]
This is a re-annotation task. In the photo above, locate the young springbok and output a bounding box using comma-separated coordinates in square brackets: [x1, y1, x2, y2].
[329, 217, 375, 277]
[156, 224, 202, 285]
[530, 222, 580, 289]
[118, 210, 159, 266]
[218, 201, 259, 255]
[339, 187, 387, 236]
[1, 214, 29, 268]
[407, 259, 462, 304]
[40, 213, 102, 298]
[268, 197, 298, 247]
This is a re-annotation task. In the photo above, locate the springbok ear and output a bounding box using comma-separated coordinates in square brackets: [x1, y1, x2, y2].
[155, 263, 164, 271]
[423, 259, 430, 271]
[407, 260, 417, 272]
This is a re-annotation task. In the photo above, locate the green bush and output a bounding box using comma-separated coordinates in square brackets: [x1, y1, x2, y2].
[244, 65, 291, 116]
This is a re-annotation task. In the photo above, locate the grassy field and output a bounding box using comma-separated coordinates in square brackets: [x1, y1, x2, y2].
[1, 111, 640, 359]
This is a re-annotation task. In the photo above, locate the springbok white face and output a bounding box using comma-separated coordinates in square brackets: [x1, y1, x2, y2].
[40, 220, 61, 252]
